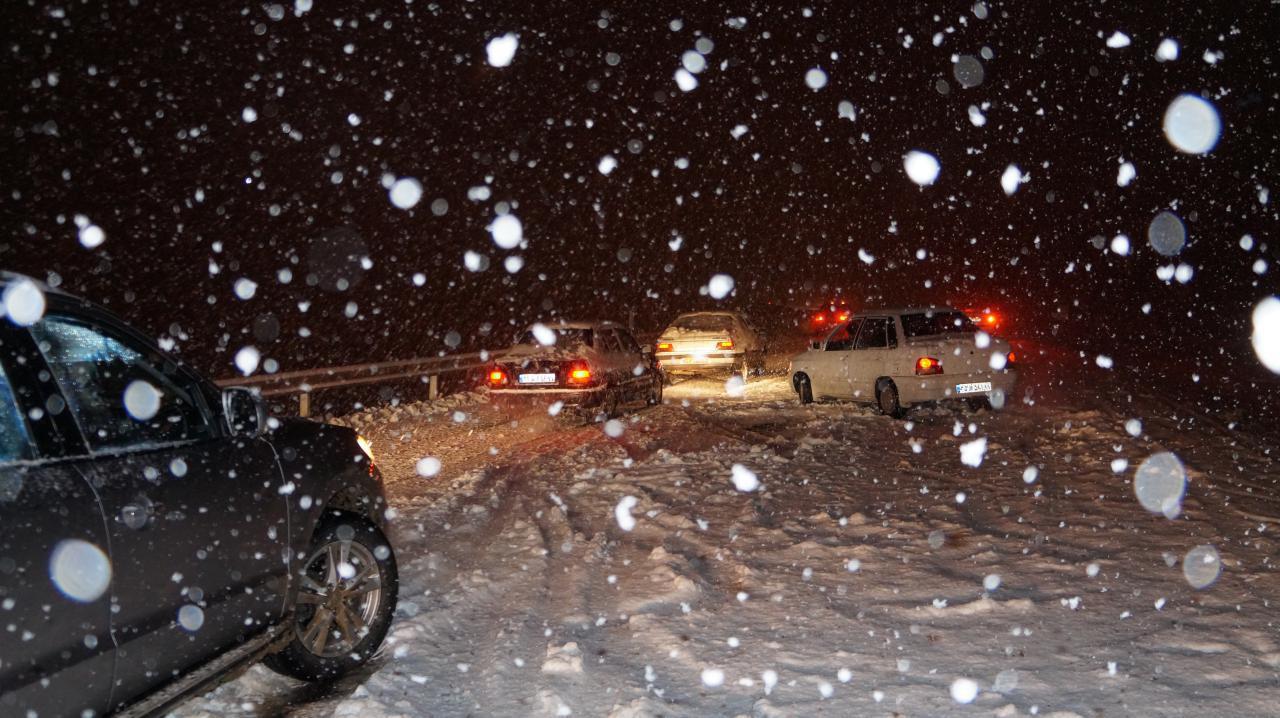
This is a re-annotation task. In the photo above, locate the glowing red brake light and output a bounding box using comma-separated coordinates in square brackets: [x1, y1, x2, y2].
[915, 357, 943, 375]
[717, 339, 735, 350]
[488, 368, 508, 386]
[567, 360, 593, 384]
[837, 312, 849, 321]
[656, 342, 673, 352]
[986, 315, 997, 324]
[1006, 352, 1016, 364]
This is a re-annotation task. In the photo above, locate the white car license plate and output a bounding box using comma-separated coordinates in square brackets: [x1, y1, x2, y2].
[956, 382, 992, 394]
[518, 373, 557, 384]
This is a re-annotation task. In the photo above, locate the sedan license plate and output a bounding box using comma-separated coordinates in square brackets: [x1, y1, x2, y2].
[518, 373, 557, 384]
[955, 382, 992, 394]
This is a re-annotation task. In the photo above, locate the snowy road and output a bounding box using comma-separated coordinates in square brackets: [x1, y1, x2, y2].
[175, 362, 1280, 717]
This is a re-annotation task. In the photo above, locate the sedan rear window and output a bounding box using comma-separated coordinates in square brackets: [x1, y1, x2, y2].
[900, 311, 977, 338]
[672, 314, 734, 332]
[517, 328, 593, 348]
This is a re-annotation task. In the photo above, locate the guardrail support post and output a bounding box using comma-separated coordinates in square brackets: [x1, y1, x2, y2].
[298, 392, 311, 417]
[428, 375, 439, 400]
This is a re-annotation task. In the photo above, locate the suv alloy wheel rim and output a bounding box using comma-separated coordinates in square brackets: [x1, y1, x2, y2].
[293, 538, 383, 658]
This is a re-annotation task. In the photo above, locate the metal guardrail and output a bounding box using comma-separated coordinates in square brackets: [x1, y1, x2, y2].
[214, 350, 507, 417]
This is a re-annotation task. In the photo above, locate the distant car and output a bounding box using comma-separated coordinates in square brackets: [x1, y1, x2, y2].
[654, 311, 765, 380]
[486, 320, 662, 420]
[788, 307, 1018, 417]
[0, 274, 398, 717]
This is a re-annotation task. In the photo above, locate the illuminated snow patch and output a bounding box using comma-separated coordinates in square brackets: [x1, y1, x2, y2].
[983, 574, 1001, 591]
[1096, 355, 1114, 369]
[503, 256, 524, 274]
[762, 670, 778, 695]
[1250, 296, 1280, 373]
[730, 124, 748, 139]
[1117, 161, 1136, 186]
[1105, 31, 1131, 48]
[49, 539, 111, 603]
[548, 401, 564, 416]
[1156, 38, 1180, 62]
[597, 155, 617, 175]
[235, 346, 261, 375]
[674, 68, 697, 92]
[1182, 545, 1222, 589]
[76, 215, 105, 248]
[708, 273, 734, 299]
[241, 106, 258, 123]
[463, 251, 484, 272]
[389, 178, 423, 209]
[1111, 458, 1129, 474]
[485, 33, 518, 67]
[967, 105, 987, 126]
[123, 380, 161, 421]
[489, 214, 523, 250]
[950, 677, 980, 704]
[1000, 164, 1024, 195]
[681, 50, 706, 74]
[724, 374, 746, 397]
[960, 437, 987, 467]
[2, 278, 46, 326]
[178, 604, 205, 632]
[1147, 210, 1186, 256]
[804, 67, 828, 90]
[989, 352, 1007, 370]
[1110, 234, 1131, 255]
[1125, 418, 1142, 437]
[1163, 94, 1221, 154]
[730, 463, 760, 492]
[1134, 451, 1187, 518]
[416, 457, 442, 478]
[903, 151, 940, 186]
[614, 495, 638, 531]
[603, 419, 624, 438]
[233, 277, 257, 300]
[530, 323, 556, 346]
[701, 668, 725, 687]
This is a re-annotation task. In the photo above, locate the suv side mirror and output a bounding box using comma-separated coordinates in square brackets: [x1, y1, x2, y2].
[809, 339, 822, 351]
[222, 387, 267, 437]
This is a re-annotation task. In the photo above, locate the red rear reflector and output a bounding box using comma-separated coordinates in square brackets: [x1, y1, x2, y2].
[717, 339, 735, 350]
[915, 357, 943, 375]
[1006, 352, 1016, 363]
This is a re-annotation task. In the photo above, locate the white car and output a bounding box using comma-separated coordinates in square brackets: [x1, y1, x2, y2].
[788, 307, 1018, 416]
[654, 311, 765, 379]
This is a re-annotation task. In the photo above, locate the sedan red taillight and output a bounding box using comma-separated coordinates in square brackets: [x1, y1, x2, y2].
[567, 360, 593, 385]
[717, 339, 735, 350]
[488, 368, 508, 386]
[915, 357, 943, 375]
[656, 342, 673, 352]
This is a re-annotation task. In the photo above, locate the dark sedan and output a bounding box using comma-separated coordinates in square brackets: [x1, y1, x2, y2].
[0, 273, 399, 717]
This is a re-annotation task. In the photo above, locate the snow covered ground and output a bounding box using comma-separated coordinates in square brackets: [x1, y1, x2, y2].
[174, 359, 1279, 717]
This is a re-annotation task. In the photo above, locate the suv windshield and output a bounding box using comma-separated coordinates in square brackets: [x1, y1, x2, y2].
[900, 311, 977, 338]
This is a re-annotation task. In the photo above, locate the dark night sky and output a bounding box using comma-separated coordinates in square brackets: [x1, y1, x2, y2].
[1, 1, 1276, 395]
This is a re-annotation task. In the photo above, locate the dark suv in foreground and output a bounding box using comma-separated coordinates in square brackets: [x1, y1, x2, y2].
[0, 273, 399, 717]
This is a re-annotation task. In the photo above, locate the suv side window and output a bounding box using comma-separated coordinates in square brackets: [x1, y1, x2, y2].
[30, 317, 212, 451]
[855, 317, 895, 349]
[615, 329, 642, 354]
[0, 362, 34, 463]
[826, 319, 862, 351]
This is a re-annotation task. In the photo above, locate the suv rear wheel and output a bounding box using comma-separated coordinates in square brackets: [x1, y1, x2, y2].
[265, 515, 398, 681]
